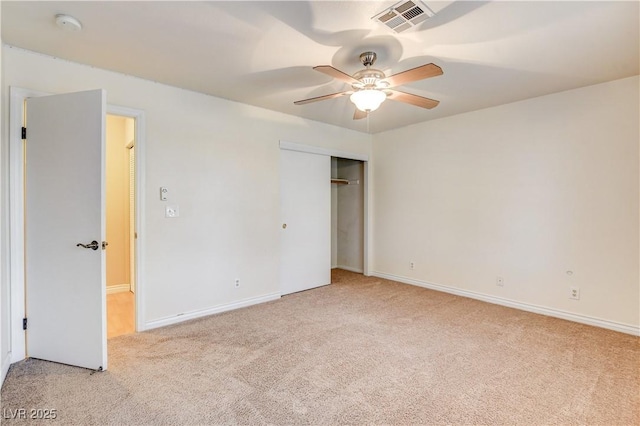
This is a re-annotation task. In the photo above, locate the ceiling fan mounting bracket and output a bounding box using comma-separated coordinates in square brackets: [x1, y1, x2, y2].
[359, 51, 377, 68]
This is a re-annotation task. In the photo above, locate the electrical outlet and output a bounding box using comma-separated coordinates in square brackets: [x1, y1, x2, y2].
[496, 276, 504, 287]
[569, 286, 580, 300]
[234, 278, 240, 288]
[410, 261, 415, 270]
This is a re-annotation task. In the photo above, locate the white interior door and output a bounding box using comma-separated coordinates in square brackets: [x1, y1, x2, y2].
[25, 89, 107, 371]
[280, 149, 331, 295]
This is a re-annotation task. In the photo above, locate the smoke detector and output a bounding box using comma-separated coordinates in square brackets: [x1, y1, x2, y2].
[372, 0, 435, 33]
[55, 14, 83, 32]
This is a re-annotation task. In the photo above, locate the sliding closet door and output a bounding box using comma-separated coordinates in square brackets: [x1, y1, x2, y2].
[280, 149, 331, 295]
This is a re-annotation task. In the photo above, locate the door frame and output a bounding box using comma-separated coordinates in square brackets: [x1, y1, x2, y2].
[8, 86, 147, 363]
[279, 141, 370, 276]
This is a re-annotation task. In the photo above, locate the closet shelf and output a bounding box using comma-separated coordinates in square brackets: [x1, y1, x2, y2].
[331, 178, 359, 185]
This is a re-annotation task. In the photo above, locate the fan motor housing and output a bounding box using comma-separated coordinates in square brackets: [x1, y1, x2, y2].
[352, 69, 389, 90]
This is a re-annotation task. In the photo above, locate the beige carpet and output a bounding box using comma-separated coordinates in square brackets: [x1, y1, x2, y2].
[1, 270, 638, 425]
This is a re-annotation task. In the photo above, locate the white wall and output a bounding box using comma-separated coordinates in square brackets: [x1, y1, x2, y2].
[373, 76, 640, 331]
[1, 46, 371, 329]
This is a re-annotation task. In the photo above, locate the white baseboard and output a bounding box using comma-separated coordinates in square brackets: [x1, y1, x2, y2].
[107, 284, 131, 294]
[1, 351, 11, 387]
[145, 293, 281, 330]
[335, 265, 364, 274]
[372, 271, 640, 336]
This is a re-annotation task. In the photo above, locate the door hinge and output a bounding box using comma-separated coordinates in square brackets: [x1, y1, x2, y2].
[22, 317, 28, 330]
[21, 127, 27, 139]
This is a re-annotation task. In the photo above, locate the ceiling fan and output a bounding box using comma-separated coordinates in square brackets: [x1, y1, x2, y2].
[294, 51, 443, 120]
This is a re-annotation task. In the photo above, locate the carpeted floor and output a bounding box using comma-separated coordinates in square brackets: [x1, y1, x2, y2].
[1, 270, 638, 425]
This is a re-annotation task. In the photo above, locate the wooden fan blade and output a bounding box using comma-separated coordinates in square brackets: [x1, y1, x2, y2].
[353, 108, 367, 120]
[386, 90, 440, 109]
[383, 63, 443, 88]
[313, 65, 360, 85]
[294, 91, 352, 105]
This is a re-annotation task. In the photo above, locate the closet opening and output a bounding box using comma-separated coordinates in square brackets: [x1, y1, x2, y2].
[331, 157, 365, 277]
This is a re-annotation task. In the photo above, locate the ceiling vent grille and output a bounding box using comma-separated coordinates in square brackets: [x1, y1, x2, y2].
[372, 0, 434, 33]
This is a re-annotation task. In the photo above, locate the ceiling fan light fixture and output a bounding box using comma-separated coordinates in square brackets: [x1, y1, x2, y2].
[295, 51, 442, 119]
[350, 89, 386, 112]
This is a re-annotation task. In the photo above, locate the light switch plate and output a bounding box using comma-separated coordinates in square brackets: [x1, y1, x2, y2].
[160, 187, 168, 201]
[165, 205, 179, 218]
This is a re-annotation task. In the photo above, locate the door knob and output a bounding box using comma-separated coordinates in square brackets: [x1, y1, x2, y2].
[77, 240, 99, 250]
[282, 223, 287, 229]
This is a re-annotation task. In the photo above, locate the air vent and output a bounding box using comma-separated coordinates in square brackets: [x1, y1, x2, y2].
[372, 0, 435, 33]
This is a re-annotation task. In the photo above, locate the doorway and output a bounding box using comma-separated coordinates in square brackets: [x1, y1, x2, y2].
[279, 141, 369, 295]
[8, 87, 146, 365]
[105, 115, 136, 338]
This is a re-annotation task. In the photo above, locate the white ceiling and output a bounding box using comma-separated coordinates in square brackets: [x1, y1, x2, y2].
[2, 1, 638, 134]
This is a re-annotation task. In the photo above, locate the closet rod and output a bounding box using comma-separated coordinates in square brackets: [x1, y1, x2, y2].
[331, 178, 359, 185]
